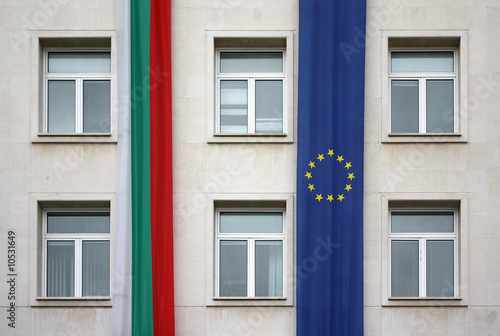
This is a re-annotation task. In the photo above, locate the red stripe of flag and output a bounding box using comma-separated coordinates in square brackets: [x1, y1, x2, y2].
[150, 0, 175, 334]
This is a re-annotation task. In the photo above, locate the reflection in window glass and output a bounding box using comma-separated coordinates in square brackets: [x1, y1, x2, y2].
[391, 80, 419, 133]
[219, 241, 247, 297]
[220, 80, 248, 133]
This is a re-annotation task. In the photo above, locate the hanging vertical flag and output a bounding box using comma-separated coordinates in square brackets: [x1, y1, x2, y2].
[297, 1, 366, 335]
[114, 0, 174, 335]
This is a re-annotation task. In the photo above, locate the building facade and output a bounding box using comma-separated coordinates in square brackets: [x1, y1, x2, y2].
[0, 0, 499, 335]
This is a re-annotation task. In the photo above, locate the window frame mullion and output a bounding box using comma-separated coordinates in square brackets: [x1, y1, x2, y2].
[419, 78, 426, 133]
[248, 79, 256, 133]
[75, 78, 83, 133]
[420, 238, 426, 297]
[74, 238, 82, 297]
[247, 238, 255, 297]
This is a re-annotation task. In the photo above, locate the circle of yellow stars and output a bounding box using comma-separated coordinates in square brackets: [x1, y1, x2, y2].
[304, 148, 355, 203]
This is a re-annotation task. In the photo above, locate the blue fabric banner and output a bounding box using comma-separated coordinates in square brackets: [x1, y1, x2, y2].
[297, 1, 366, 335]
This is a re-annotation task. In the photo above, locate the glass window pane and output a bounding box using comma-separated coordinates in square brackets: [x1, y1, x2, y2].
[83, 241, 110, 297]
[219, 241, 247, 297]
[48, 80, 75, 133]
[47, 241, 74, 297]
[255, 241, 283, 297]
[48, 52, 111, 73]
[426, 79, 454, 133]
[83, 80, 111, 133]
[255, 80, 283, 133]
[391, 212, 454, 233]
[220, 52, 283, 73]
[391, 240, 419, 297]
[47, 212, 110, 234]
[220, 80, 248, 133]
[427, 240, 454, 297]
[391, 80, 419, 133]
[220, 212, 283, 233]
[391, 52, 454, 72]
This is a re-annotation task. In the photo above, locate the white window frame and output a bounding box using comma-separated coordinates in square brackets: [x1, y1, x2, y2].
[389, 208, 458, 298]
[389, 48, 458, 134]
[43, 48, 112, 134]
[42, 208, 111, 298]
[215, 48, 286, 134]
[215, 208, 286, 298]
[380, 31, 468, 143]
[380, 193, 468, 307]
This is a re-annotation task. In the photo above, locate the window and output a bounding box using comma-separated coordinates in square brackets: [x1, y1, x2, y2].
[44, 50, 111, 133]
[216, 210, 284, 298]
[216, 50, 285, 134]
[43, 210, 110, 297]
[389, 50, 457, 134]
[389, 210, 457, 298]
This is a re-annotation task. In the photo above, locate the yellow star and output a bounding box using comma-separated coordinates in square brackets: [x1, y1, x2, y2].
[345, 162, 352, 169]
[347, 173, 355, 180]
[327, 195, 334, 202]
[308, 161, 316, 169]
[317, 154, 325, 161]
[305, 171, 312, 179]
[315, 194, 323, 202]
[345, 184, 352, 192]
[337, 194, 345, 202]
[336, 155, 344, 163]
[308, 184, 315, 192]
[327, 149, 334, 157]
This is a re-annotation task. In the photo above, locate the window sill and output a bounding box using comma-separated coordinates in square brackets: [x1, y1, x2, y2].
[382, 133, 467, 144]
[208, 296, 291, 307]
[208, 133, 292, 144]
[33, 297, 112, 307]
[33, 133, 117, 144]
[383, 297, 466, 307]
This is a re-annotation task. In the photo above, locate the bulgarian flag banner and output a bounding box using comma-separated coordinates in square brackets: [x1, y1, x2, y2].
[113, 0, 175, 335]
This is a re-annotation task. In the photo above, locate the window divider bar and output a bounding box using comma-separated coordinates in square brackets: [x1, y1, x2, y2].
[419, 78, 426, 133]
[420, 238, 426, 297]
[248, 79, 256, 133]
[248, 238, 255, 297]
[76, 79, 83, 133]
[74, 239, 82, 297]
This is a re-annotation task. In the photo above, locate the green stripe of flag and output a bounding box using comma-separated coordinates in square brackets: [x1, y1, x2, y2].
[131, 0, 153, 334]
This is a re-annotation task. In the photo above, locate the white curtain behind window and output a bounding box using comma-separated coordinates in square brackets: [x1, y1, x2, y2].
[47, 241, 74, 297]
[426, 240, 454, 297]
[255, 241, 283, 297]
[83, 241, 110, 296]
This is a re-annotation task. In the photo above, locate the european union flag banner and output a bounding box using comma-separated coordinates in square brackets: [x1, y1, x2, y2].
[297, 1, 366, 335]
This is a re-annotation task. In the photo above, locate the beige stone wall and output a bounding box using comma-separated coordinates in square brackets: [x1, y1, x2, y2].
[0, 0, 116, 335]
[364, 0, 500, 335]
[171, 0, 298, 334]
